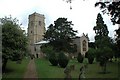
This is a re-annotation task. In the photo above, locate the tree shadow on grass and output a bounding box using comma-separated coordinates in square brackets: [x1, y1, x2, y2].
[49, 64, 64, 69]
[49, 64, 56, 66]
[4, 68, 15, 74]
[49, 64, 59, 67]
[98, 71, 111, 74]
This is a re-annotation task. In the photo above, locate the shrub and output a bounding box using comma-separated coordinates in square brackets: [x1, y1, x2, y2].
[96, 47, 113, 73]
[11, 52, 22, 61]
[96, 47, 113, 62]
[41, 45, 52, 59]
[49, 52, 58, 66]
[77, 53, 84, 63]
[48, 49, 58, 66]
[88, 57, 94, 64]
[41, 45, 58, 66]
[58, 52, 69, 68]
[86, 48, 96, 64]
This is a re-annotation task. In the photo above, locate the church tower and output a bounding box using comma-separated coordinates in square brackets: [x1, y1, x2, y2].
[28, 12, 46, 55]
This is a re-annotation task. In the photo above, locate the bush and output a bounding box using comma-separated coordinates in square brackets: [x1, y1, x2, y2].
[77, 53, 84, 63]
[49, 59, 58, 66]
[41, 45, 58, 66]
[88, 57, 94, 64]
[86, 48, 96, 64]
[41, 45, 52, 59]
[11, 53, 22, 61]
[96, 47, 113, 62]
[96, 47, 113, 73]
[58, 52, 69, 68]
[48, 51, 58, 66]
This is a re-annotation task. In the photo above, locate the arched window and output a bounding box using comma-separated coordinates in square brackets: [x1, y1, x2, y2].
[82, 40, 86, 51]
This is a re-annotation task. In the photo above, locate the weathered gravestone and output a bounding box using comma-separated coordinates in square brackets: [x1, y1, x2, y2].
[64, 65, 75, 80]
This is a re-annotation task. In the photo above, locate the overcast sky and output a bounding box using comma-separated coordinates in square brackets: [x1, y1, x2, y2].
[0, 0, 118, 41]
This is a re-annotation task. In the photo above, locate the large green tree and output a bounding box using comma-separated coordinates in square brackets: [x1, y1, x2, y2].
[95, 0, 120, 57]
[93, 13, 111, 48]
[44, 17, 77, 53]
[115, 27, 120, 57]
[93, 13, 113, 73]
[1, 16, 28, 73]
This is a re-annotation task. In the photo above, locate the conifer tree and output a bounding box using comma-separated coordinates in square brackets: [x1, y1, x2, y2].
[93, 13, 113, 73]
[95, 0, 120, 57]
[93, 13, 110, 48]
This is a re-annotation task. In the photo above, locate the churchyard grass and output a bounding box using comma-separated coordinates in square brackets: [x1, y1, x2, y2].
[2, 58, 30, 79]
[35, 58, 119, 78]
[35, 58, 65, 78]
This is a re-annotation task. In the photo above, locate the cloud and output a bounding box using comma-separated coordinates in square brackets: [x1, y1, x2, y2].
[0, 0, 118, 42]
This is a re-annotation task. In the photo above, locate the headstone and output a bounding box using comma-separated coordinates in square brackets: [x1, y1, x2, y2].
[79, 64, 88, 80]
[64, 65, 75, 80]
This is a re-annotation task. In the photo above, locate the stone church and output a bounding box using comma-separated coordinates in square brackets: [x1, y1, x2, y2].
[28, 12, 88, 58]
[73, 34, 89, 57]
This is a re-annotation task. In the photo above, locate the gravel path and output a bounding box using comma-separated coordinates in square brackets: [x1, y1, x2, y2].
[23, 59, 38, 80]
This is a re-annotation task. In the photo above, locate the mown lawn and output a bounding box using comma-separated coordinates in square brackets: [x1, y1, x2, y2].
[35, 58, 119, 79]
[2, 58, 30, 79]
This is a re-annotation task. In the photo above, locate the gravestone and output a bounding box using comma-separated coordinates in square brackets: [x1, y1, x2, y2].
[64, 65, 75, 80]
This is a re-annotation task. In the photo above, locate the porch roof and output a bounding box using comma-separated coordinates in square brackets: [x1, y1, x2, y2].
[34, 40, 49, 45]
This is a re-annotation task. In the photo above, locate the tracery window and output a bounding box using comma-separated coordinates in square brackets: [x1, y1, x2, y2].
[82, 40, 87, 51]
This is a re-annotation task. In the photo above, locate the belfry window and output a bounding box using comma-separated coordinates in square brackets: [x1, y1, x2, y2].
[39, 21, 41, 26]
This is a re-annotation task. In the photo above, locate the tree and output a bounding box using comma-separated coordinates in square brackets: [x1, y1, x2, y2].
[77, 52, 84, 63]
[95, 0, 120, 57]
[93, 13, 113, 73]
[88, 42, 95, 48]
[58, 52, 69, 68]
[93, 13, 110, 48]
[86, 48, 96, 64]
[44, 17, 77, 53]
[95, 1, 120, 25]
[1, 16, 28, 73]
[115, 27, 120, 54]
[97, 47, 113, 73]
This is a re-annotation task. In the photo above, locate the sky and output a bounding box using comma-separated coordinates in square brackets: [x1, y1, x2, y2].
[0, 0, 118, 42]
